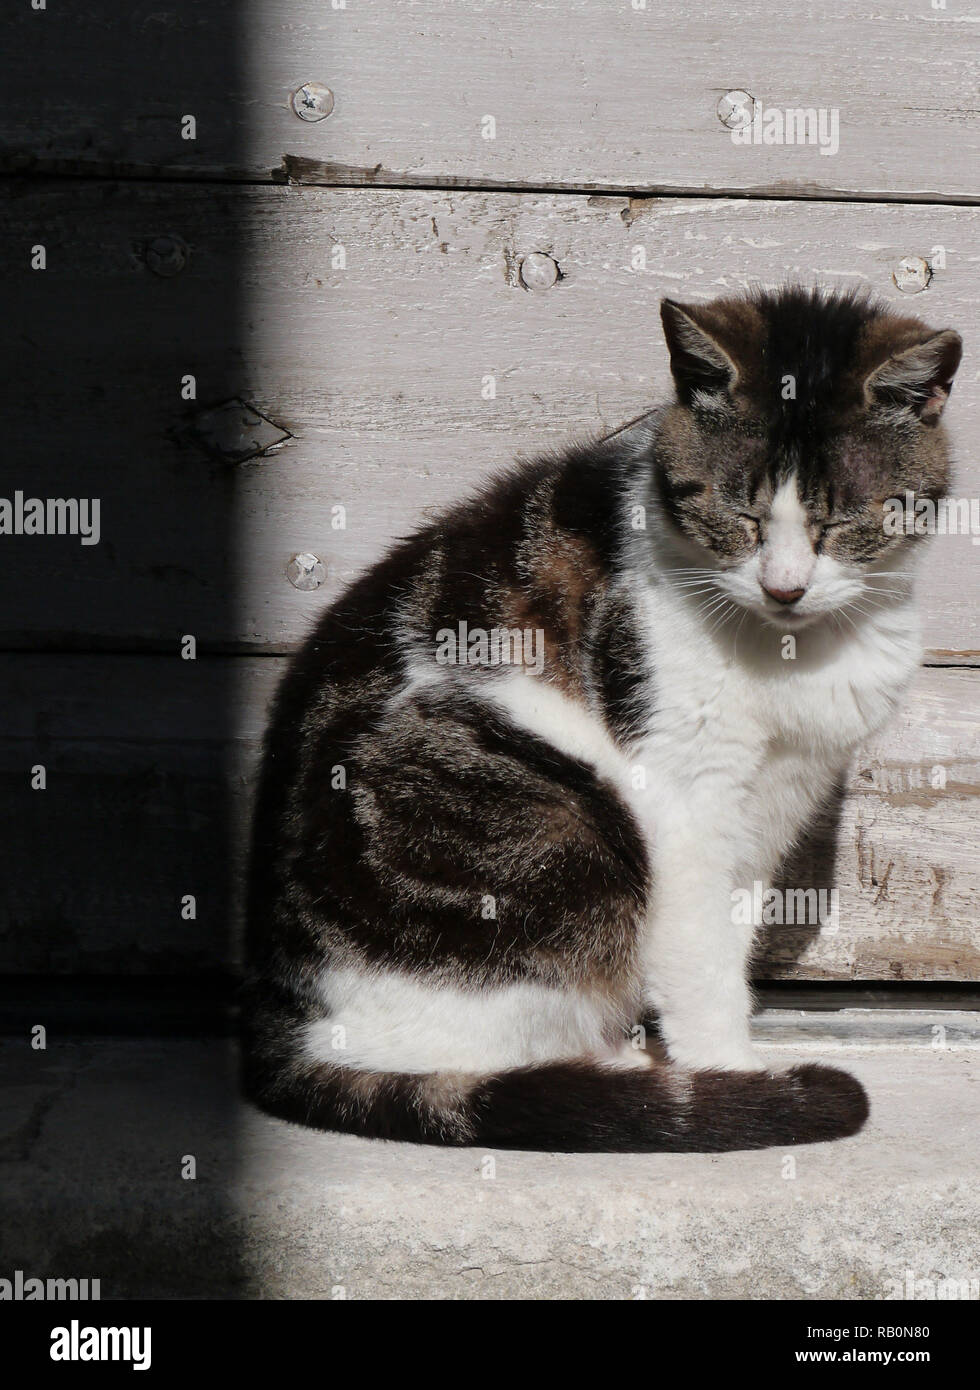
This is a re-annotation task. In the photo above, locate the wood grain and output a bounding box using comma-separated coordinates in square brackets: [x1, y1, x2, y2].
[3, 2, 978, 200]
[1, 656, 976, 980]
[5, 5, 978, 999]
[3, 182, 979, 656]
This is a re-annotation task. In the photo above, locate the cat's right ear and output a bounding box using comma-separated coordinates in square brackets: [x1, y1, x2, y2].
[660, 299, 739, 406]
[863, 328, 963, 427]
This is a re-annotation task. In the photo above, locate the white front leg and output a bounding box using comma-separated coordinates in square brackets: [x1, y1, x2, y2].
[641, 843, 763, 1072]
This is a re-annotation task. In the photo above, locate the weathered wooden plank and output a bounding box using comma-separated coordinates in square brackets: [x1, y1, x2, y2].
[3, 2, 978, 200]
[772, 666, 980, 981]
[4, 183, 977, 655]
[1, 657, 977, 980]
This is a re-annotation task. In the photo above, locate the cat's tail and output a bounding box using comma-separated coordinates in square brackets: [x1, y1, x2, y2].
[243, 1035, 868, 1152]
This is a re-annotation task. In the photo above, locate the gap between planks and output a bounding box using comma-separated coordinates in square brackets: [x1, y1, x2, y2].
[2, 167, 979, 212]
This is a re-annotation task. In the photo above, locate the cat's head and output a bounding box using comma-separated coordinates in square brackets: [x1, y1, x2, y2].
[651, 286, 962, 629]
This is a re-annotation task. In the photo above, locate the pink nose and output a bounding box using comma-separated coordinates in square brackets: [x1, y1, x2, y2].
[763, 585, 806, 605]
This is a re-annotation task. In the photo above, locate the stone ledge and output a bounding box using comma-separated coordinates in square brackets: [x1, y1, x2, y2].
[0, 1014, 977, 1299]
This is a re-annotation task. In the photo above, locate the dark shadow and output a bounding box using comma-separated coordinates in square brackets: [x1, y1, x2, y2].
[0, 4, 246, 1297]
[758, 779, 849, 981]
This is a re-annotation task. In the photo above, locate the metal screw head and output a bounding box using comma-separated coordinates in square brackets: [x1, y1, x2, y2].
[717, 90, 756, 130]
[519, 252, 559, 291]
[146, 236, 188, 277]
[287, 553, 326, 590]
[893, 256, 932, 294]
[291, 82, 335, 122]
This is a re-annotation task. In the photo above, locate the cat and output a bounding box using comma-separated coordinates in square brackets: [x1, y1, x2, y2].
[243, 286, 961, 1152]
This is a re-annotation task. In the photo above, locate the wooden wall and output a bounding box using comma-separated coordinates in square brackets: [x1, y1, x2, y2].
[2, 2, 978, 981]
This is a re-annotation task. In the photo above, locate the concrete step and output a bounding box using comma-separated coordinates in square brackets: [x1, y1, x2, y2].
[1, 1011, 977, 1300]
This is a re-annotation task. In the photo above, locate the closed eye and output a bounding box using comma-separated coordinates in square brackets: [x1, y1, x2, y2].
[815, 519, 852, 551]
[738, 513, 761, 542]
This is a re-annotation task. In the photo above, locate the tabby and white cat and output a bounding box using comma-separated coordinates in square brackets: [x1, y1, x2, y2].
[243, 287, 961, 1151]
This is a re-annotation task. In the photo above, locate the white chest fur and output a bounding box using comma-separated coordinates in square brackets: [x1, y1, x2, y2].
[620, 576, 922, 904]
[633, 576, 920, 772]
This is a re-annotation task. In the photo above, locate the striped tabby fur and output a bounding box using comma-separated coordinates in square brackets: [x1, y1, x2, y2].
[243, 287, 961, 1151]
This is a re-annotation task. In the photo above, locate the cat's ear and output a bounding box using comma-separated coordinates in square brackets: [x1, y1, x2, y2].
[660, 299, 740, 405]
[864, 328, 962, 426]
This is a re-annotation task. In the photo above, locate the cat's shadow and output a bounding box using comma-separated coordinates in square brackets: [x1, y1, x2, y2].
[764, 777, 847, 979]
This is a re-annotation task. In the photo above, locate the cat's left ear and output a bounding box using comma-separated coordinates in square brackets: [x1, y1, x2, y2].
[660, 299, 741, 405]
[864, 329, 963, 426]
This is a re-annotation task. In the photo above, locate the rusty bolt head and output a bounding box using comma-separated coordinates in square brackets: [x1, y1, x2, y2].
[291, 82, 335, 122]
[287, 553, 326, 590]
[146, 236, 188, 277]
[717, 90, 756, 130]
[519, 252, 559, 291]
[893, 256, 932, 294]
